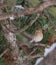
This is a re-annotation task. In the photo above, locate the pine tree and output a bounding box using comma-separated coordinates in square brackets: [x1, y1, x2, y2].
[0, 0, 56, 65]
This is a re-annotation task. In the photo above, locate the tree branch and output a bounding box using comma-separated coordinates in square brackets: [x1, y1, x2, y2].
[17, 14, 40, 33]
[0, 0, 56, 20]
[0, 3, 8, 9]
[0, 48, 9, 58]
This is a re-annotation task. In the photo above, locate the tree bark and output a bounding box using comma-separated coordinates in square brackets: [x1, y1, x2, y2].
[1, 24, 24, 65]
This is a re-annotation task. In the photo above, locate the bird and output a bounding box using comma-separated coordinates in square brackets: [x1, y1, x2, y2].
[30, 29, 43, 43]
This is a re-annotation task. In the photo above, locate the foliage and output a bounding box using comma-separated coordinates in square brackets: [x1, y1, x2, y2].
[0, 0, 56, 65]
[0, 26, 7, 54]
[0, 58, 6, 65]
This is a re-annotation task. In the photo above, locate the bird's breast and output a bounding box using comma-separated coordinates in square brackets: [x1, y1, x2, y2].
[33, 34, 43, 42]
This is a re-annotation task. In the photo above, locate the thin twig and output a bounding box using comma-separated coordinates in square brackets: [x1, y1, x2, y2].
[17, 14, 40, 33]
[34, 43, 50, 48]
[44, 10, 56, 28]
[0, 3, 8, 9]
[0, 48, 9, 58]
[28, 48, 38, 56]
[28, 54, 43, 60]
[24, 54, 43, 60]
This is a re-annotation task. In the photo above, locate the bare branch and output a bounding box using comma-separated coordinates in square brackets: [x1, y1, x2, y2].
[0, 3, 8, 9]
[0, 0, 56, 20]
[0, 48, 9, 58]
[23, 0, 56, 15]
[17, 14, 40, 33]
[24, 54, 43, 60]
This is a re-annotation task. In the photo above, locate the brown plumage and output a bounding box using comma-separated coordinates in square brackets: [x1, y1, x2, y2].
[30, 29, 43, 43]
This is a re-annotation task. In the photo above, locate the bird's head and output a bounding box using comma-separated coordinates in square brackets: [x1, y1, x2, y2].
[36, 29, 43, 33]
